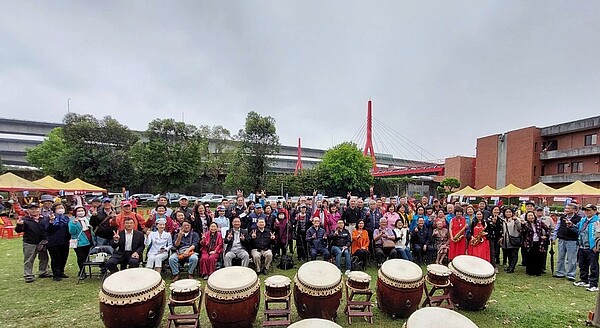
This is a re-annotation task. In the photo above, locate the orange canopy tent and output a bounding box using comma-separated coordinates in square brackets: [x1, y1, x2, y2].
[471, 185, 497, 197]
[489, 184, 523, 197]
[449, 186, 478, 197]
[0, 172, 49, 192]
[32, 176, 70, 191]
[550, 180, 600, 197]
[518, 182, 557, 197]
[63, 178, 107, 193]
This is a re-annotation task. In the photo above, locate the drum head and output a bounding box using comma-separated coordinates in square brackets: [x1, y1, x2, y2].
[380, 259, 422, 282]
[427, 264, 451, 276]
[406, 307, 478, 328]
[208, 266, 257, 292]
[265, 275, 291, 288]
[348, 271, 371, 283]
[288, 318, 343, 327]
[451, 255, 495, 278]
[102, 268, 162, 295]
[170, 279, 201, 292]
[297, 261, 341, 288]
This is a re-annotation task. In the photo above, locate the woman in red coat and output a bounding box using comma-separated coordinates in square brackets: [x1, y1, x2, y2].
[199, 222, 223, 279]
[448, 206, 467, 260]
[467, 211, 490, 262]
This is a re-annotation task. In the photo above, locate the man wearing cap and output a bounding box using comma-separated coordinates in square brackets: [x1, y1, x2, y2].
[247, 203, 266, 231]
[574, 204, 599, 292]
[552, 203, 581, 281]
[106, 217, 145, 274]
[169, 220, 200, 281]
[15, 203, 51, 282]
[223, 217, 250, 267]
[113, 200, 146, 232]
[174, 196, 192, 221]
[90, 198, 117, 246]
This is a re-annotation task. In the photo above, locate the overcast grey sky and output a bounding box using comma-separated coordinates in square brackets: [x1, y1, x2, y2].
[1, 1, 599, 162]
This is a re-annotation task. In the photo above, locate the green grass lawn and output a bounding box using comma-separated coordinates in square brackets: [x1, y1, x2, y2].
[0, 236, 596, 328]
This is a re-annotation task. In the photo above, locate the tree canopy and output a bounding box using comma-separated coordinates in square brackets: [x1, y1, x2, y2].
[131, 118, 206, 193]
[231, 111, 280, 192]
[317, 142, 373, 195]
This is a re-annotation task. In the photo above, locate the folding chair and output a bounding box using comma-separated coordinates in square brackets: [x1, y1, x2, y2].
[77, 246, 113, 284]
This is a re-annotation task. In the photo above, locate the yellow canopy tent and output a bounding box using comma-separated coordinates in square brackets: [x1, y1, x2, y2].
[0, 172, 49, 192]
[519, 182, 557, 197]
[471, 185, 497, 197]
[63, 178, 107, 193]
[489, 184, 523, 197]
[449, 186, 478, 197]
[32, 176, 70, 191]
[550, 180, 600, 197]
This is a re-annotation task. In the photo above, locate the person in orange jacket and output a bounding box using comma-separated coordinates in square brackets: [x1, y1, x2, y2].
[111, 200, 146, 231]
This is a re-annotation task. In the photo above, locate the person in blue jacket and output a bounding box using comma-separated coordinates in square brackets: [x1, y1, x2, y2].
[46, 203, 71, 281]
[574, 204, 600, 292]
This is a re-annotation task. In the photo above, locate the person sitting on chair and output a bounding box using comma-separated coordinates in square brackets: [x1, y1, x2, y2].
[250, 218, 275, 275]
[306, 217, 330, 261]
[168, 220, 200, 281]
[411, 217, 432, 265]
[329, 218, 351, 275]
[106, 217, 145, 273]
[224, 217, 250, 267]
[373, 218, 395, 267]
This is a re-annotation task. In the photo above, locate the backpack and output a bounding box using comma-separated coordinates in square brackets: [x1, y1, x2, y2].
[277, 254, 294, 270]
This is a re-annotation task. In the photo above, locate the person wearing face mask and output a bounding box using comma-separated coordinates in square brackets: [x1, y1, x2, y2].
[69, 205, 94, 279]
[46, 203, 71, 281]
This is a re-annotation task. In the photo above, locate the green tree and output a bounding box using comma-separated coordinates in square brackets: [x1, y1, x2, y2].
[199, 125, 234, 192]
[236, 112, 280, 191]
[61, 113, 139, 190]
[131, 119, 205, 193]
[224, 148, 253, 193]
[26, 128, 69, 180]
[437, 177, 461, 197]
[0, 156, 5, 174]
[317, 142, 373, 196]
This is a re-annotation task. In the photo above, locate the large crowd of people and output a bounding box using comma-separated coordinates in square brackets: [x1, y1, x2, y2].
[5, 191, 600, 293]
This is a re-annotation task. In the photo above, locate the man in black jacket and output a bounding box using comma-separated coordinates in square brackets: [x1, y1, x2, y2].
[224, 217, 250, 267]
[330, 219, 351, 274]
[553, 203, 582, 281]
[90, 198, 117, 246]
[250, 218, 275, 275]
[411, 217, 432, 265]
[342, 197, 361, 235]
[106, 217, 145, 273]
[15, 203, 51, 282]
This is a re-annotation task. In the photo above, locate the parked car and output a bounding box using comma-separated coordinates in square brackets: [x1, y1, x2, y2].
[266, 195, 286, 202]
[201, 194, 225, 205]
[129, 194, 154, 202]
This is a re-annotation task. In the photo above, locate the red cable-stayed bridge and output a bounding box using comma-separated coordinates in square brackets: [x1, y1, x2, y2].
[295, 100, 445, 178]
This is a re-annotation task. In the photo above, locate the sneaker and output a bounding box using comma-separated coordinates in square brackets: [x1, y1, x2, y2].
[552, 274, 565, 278]
[345, 270, 351, 276]
[574, 281, 590, 287]
[24, 277, 34, 283]
[587, 286, 599, 292]
[567, 277, 577, 282]
[39, 273, 53, 278]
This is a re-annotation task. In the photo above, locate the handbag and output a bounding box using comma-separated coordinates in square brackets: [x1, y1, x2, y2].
[277, 255, 295, 270]
[383, 239, 396, 250]
[506, 222, 522, 247]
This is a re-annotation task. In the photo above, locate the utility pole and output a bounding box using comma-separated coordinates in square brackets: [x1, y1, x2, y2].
[67, 98, 71, 113]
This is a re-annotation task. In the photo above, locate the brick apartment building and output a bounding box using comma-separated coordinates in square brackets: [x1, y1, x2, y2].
[472, 116, 600, 189]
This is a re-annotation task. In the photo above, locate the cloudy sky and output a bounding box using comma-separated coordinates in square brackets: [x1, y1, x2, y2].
[1, 1, 599, 162]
